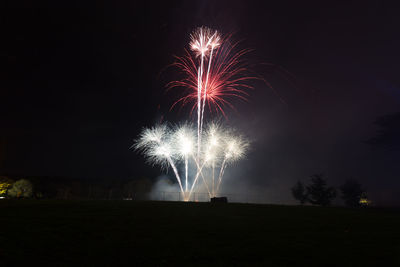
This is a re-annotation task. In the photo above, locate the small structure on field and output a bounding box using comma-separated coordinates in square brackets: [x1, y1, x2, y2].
[211, 197, 228, 203]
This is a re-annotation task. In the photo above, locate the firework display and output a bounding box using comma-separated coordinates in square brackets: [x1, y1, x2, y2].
[135, 123, 248, 200]
[135, 27, 252, 201]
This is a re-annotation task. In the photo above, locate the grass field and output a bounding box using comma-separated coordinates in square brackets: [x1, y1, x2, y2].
[0, 200, 399, 266]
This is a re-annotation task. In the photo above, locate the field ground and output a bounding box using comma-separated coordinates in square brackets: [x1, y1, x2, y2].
[0, 200, 399, 266]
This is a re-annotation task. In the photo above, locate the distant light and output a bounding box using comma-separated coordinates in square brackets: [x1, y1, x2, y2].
[359, 198, 371, 205]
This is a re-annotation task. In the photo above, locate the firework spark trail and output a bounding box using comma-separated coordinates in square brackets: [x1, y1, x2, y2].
[185, 157, 188, 192]
[187, 157, 210, 200]
[199, 46, 212, 137]
[200, 31, 220, 139]
[216, 158, 227, 195]
[189, 156, 211, 198]
[190, 155, 212, 197]
[174, 124, 195, 194]
[198, 54, 203, 158]
[203, 122, 223, 197]
[212, 162, 215, 197]
[167, 157, 185, 194]
[197, 66, 202, 158]
[190, 27, 210, 159]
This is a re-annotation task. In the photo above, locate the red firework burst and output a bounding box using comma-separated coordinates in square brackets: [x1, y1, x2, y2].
[167, 32, 257, 118]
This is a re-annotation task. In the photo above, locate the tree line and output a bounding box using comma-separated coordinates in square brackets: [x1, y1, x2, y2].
[1, 173, 371, 207]
[0, 176, 153, 200]
[291, 174, 369, 207]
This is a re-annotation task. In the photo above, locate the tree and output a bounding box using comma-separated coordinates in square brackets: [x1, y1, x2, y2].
[291, 181, 308, 204]
[0, 176, 14, 197]
[340, 179, 363, 207]
[366, 112, 400, 150]
[306, 174, 336, 206]
[8, 179, 33, 198]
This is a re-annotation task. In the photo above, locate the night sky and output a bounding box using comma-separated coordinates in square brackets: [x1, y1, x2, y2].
[2, 1, 400, 204]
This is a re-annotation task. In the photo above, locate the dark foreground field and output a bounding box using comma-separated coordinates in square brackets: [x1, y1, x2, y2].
[0, 200, 399, 266]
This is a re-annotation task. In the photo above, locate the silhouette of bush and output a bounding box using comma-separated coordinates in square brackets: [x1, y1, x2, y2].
[8, 179, 33, 198]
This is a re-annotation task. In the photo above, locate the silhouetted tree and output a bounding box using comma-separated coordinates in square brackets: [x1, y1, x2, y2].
[366, 112, 400, 150]
[291, 181, 308, 204]
[340, 179, 363, 207]
[8, 179, 33, 198]
[306, 174, 336, 206]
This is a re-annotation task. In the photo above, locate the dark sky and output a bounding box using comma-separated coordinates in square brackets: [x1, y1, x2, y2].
[2, 1, 400, 204]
